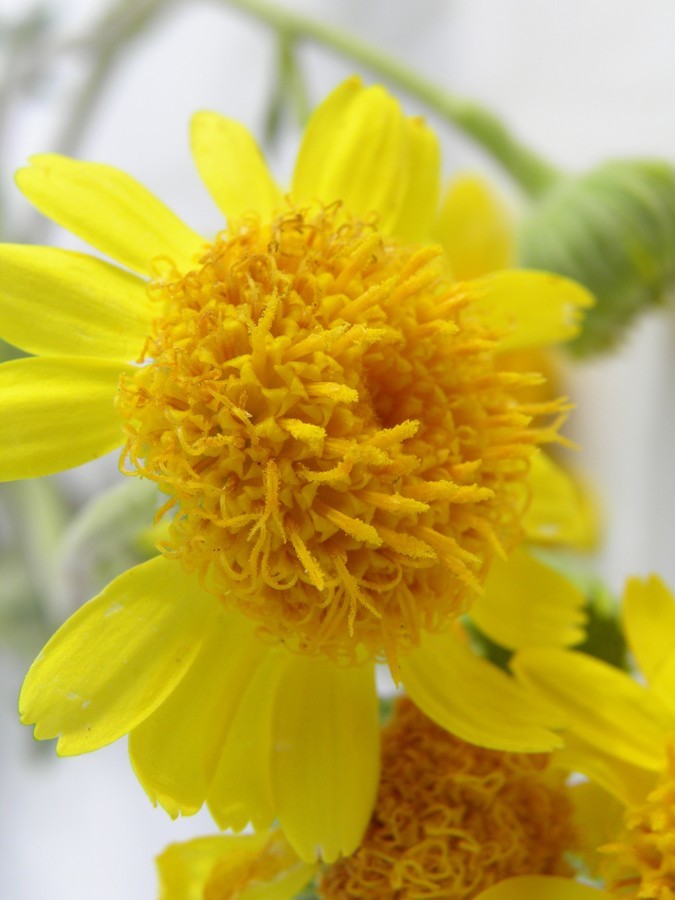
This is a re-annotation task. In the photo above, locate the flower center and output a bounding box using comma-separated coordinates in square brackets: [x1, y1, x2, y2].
[319, 697, 576, 899]
[602, 742, 675, 898]
[118, 202, 562, 667]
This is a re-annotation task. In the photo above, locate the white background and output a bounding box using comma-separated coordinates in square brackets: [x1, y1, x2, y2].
[1, 1, 674, 897]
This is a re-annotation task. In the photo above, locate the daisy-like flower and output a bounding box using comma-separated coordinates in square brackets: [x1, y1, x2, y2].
[514, 575, 675, 897]
[156, 697, 608, 900]
[4, 78, 592, 861]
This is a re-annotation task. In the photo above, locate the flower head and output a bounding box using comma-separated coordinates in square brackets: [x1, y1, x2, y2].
[4, 78, 591, 860]
[157, 698, 602, 900]
[117, 196, 566, 667]
[601, 742, 675, 898]
[2, 79, 589, 668]
[514, 575, 675, 898]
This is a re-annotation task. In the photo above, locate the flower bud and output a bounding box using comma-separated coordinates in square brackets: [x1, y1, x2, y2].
[519, 160, 675, 355]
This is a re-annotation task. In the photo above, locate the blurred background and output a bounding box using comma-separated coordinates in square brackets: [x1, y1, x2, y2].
[1, 0, 674, 896]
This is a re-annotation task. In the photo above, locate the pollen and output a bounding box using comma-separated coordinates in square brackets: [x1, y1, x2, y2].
[602, 742, 675, 899]
[319, 697, 576, 899]
[117, 202, 565, 666]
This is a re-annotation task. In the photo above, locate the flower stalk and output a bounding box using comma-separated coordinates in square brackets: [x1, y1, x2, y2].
[220, 0, 560, 197]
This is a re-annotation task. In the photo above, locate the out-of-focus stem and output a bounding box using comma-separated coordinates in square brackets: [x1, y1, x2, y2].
[221, 0, 560, 197]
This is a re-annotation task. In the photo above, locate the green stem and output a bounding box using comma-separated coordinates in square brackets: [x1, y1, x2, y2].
[220, 0, 560, 197]
[55, 0, 175, 156]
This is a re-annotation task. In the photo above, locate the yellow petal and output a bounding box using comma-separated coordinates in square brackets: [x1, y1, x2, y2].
[190, 112, 281, 222]
[20, 556, 216, 755]
[554, 731, 656, 808]
[434, 174, 515, 278]
[512, 648, 670, 771]
[471, 548, 586, 650]
[400, 629, 564, 752]
[292, 77, 408, 231]
[207, 648, 285, 833]
[0, 356, 127, 480]
[648, 652, 675, 721]
[476, 875, 608, 900]
[208, 831, 316, 900]
[157, 831, 316, 900]
[390, 116, 441, 241]
[235, 860, 316, 900]
[622, 575, 675, 720]
[129, 611, 268, 818]
[622, 575, 675, 685]
[469, 270, 594, 351]
[271, 657, 380, 864]
[157, 833, 269, 900]
[0, 244, 153, 359]
[568, 779, 625, 881]
[16, 154, 205, 275]
[523, 452, 599, 549]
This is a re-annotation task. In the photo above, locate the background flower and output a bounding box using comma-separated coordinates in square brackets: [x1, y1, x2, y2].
[155, 698, 609, 900]
[514, 575, 675, 897]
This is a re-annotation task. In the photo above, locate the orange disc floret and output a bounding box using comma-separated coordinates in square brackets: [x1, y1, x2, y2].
[602, 742, 675, 899]
[117, 201, 565, 667]
[319, 697, 576, 899]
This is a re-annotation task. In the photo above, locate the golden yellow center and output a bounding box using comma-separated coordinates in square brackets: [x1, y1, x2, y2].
[602, 743, 675, 898]
[118, 202, 562, 667]
[319, 697, 576, 899]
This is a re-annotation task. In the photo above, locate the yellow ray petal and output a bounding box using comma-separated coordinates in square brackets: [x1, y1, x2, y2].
[390, 116, 441, 241]
[554, 731, 657, 808]
[623, 576, 675, 719]
[400, 629, 564, 753]
[0, 356, 128, 480]
[471, 548, 586, 650]
[16, 154, 205, 275]
[568, 780, 625, 882]
[129, 611, 268, 818]
[523, 452, 599, 549]
[234, 858, 317, 900]
[0, 244, 153, 359]
[622, 575, 675, 685]
[512, 648, 670, 771]
[271, 657, 380, 864]
[207, 648, 285, 833]
[434, 174, 515, 278]
[292, 77, 408, 232]
[207, 831, 316, 900]
[190, 112, 281, 222]
[469, 270, 594, 351]
[20, 556, 216, 755]
[157, 831, 316, 900]
[158, 834, 268, 900]
[476, 875, 608, 900]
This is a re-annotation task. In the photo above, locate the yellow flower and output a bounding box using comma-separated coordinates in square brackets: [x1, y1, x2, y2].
[514, 575, 675, 898]
[156, 697, 608, 900]
[4, 78, 591, 861]
[322, 697, 577, 898]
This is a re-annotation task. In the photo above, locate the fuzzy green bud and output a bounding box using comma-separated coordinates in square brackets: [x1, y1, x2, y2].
[519, 160, 675, 355]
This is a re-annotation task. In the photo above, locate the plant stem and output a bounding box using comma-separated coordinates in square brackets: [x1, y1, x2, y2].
[220, 0, 560, 197]
[55, 0, 175, 156]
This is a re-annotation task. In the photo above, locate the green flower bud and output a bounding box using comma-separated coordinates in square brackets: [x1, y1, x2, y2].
[519, 160, 675, 355]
